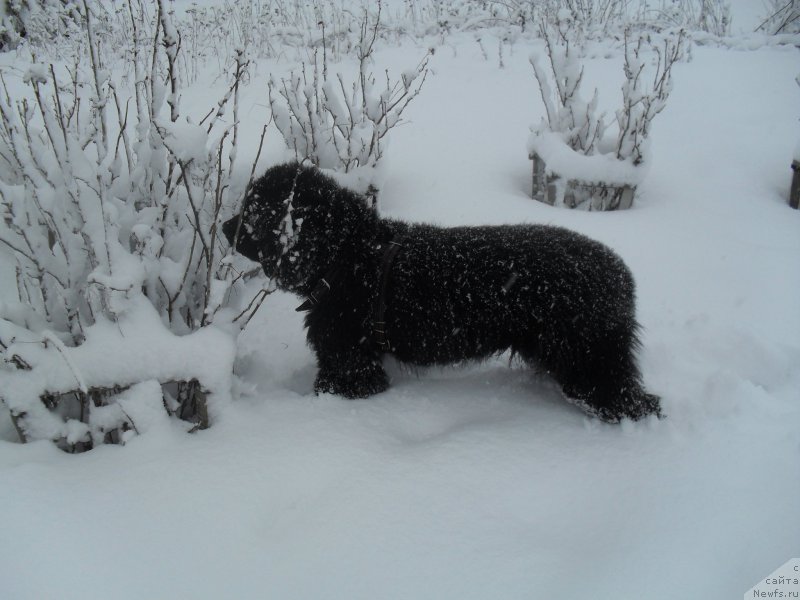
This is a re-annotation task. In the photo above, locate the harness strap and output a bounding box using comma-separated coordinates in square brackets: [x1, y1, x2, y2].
[373, 237, 405, 352]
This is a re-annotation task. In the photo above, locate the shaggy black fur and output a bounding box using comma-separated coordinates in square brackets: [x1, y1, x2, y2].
[223, 162, 662, 422]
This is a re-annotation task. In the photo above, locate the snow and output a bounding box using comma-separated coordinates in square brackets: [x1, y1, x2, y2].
[528, 129, 644, 186]
[21, 63, 48, 84]
[160, 117, 210, 163]
[1, 4, 800, 600]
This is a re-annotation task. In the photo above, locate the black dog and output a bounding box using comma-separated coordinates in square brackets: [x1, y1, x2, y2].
[223, 162, 661, 422]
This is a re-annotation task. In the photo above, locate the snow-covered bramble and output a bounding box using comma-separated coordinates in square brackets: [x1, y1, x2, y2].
[756, 0, 800, 35]
[0, 0, 88, 51]
[615, 28, 687, 167]
[268, 3, 431, 184]
[635, 0, 731, 37]
[0, 0, 269, 451]
[529, 15, 607, 158]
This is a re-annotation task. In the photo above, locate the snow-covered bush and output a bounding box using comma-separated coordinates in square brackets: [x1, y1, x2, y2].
[634, 0, 730, 37]
[388, 0, 625, 40]
[541, 0, 629, 38]
[616, 28, 687, 166]
[530, 16, 607, 158]
[268, 3, 431, 178]
[0, 0, 269, 450]
[528, 16, 686, 210]
[0, 0, 87, 51]
[756, 0, 800, 35]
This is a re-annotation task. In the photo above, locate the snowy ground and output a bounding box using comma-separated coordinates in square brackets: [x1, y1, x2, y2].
[1, 7, 800, 600]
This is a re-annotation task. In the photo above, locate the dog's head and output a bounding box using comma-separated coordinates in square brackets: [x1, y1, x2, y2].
[223, 162, 376, 293]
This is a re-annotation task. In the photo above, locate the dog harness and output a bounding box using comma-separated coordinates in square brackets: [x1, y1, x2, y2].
[372, 238, 405, 352]
[295, 236, 406, 353]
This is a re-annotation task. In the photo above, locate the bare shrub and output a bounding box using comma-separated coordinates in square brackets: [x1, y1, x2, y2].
[529, 16, 686, 209]
[616, 27, 687, 166]
[530, 15, 607, 157]
[635, 0, 731, 36]
[0, 0, 269, 449]
[268, 3, 431, 176]
[756, 0, 800, 35]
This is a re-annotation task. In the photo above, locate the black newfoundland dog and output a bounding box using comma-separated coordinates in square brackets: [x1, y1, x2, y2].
[223, 162, 661, 423]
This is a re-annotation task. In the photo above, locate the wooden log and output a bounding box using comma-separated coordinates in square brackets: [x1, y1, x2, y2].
[530, 152, 551, 204]
[5, 378, 210, 449]
[790, 160, 800, 210]
[9, 410, 27, 443]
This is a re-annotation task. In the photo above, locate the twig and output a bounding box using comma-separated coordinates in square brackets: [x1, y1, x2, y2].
[230, 120, 270, 253]
[83, 0, 108, 156]
[116, 402, 140, 436]
[233, 288, 273, 327]
[42, 330, 87, 394]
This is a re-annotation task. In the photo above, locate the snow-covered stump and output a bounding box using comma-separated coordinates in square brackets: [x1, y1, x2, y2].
[528, 133, 642, 211]
[790, 160, 800, 210]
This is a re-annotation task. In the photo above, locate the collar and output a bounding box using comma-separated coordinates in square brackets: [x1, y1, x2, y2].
[293, 236, 406, 355]
[294, 264, 345, 312]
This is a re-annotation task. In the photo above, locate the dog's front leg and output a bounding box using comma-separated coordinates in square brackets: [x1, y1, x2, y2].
[313, 348, 389, 399]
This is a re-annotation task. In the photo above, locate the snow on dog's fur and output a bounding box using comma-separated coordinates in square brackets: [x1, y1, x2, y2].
[223, 162, 661, 422]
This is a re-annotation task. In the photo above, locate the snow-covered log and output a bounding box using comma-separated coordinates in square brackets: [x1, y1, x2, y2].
[790, 159, 800, 210]
[1, 297, 235, 449]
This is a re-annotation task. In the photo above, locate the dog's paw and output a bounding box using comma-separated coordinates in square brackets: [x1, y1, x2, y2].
[562, 386, 663, 423]
[314, 363, 389, 399]
[622, 392, 664, 421]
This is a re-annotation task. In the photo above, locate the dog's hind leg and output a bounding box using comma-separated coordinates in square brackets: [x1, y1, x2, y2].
[557, 335, 662, 423]
[559, 374, 662, 423]
[516, 325, 661, 423]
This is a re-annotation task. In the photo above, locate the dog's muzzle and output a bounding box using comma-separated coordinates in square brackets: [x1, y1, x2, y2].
[222, 216, 239, 247]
